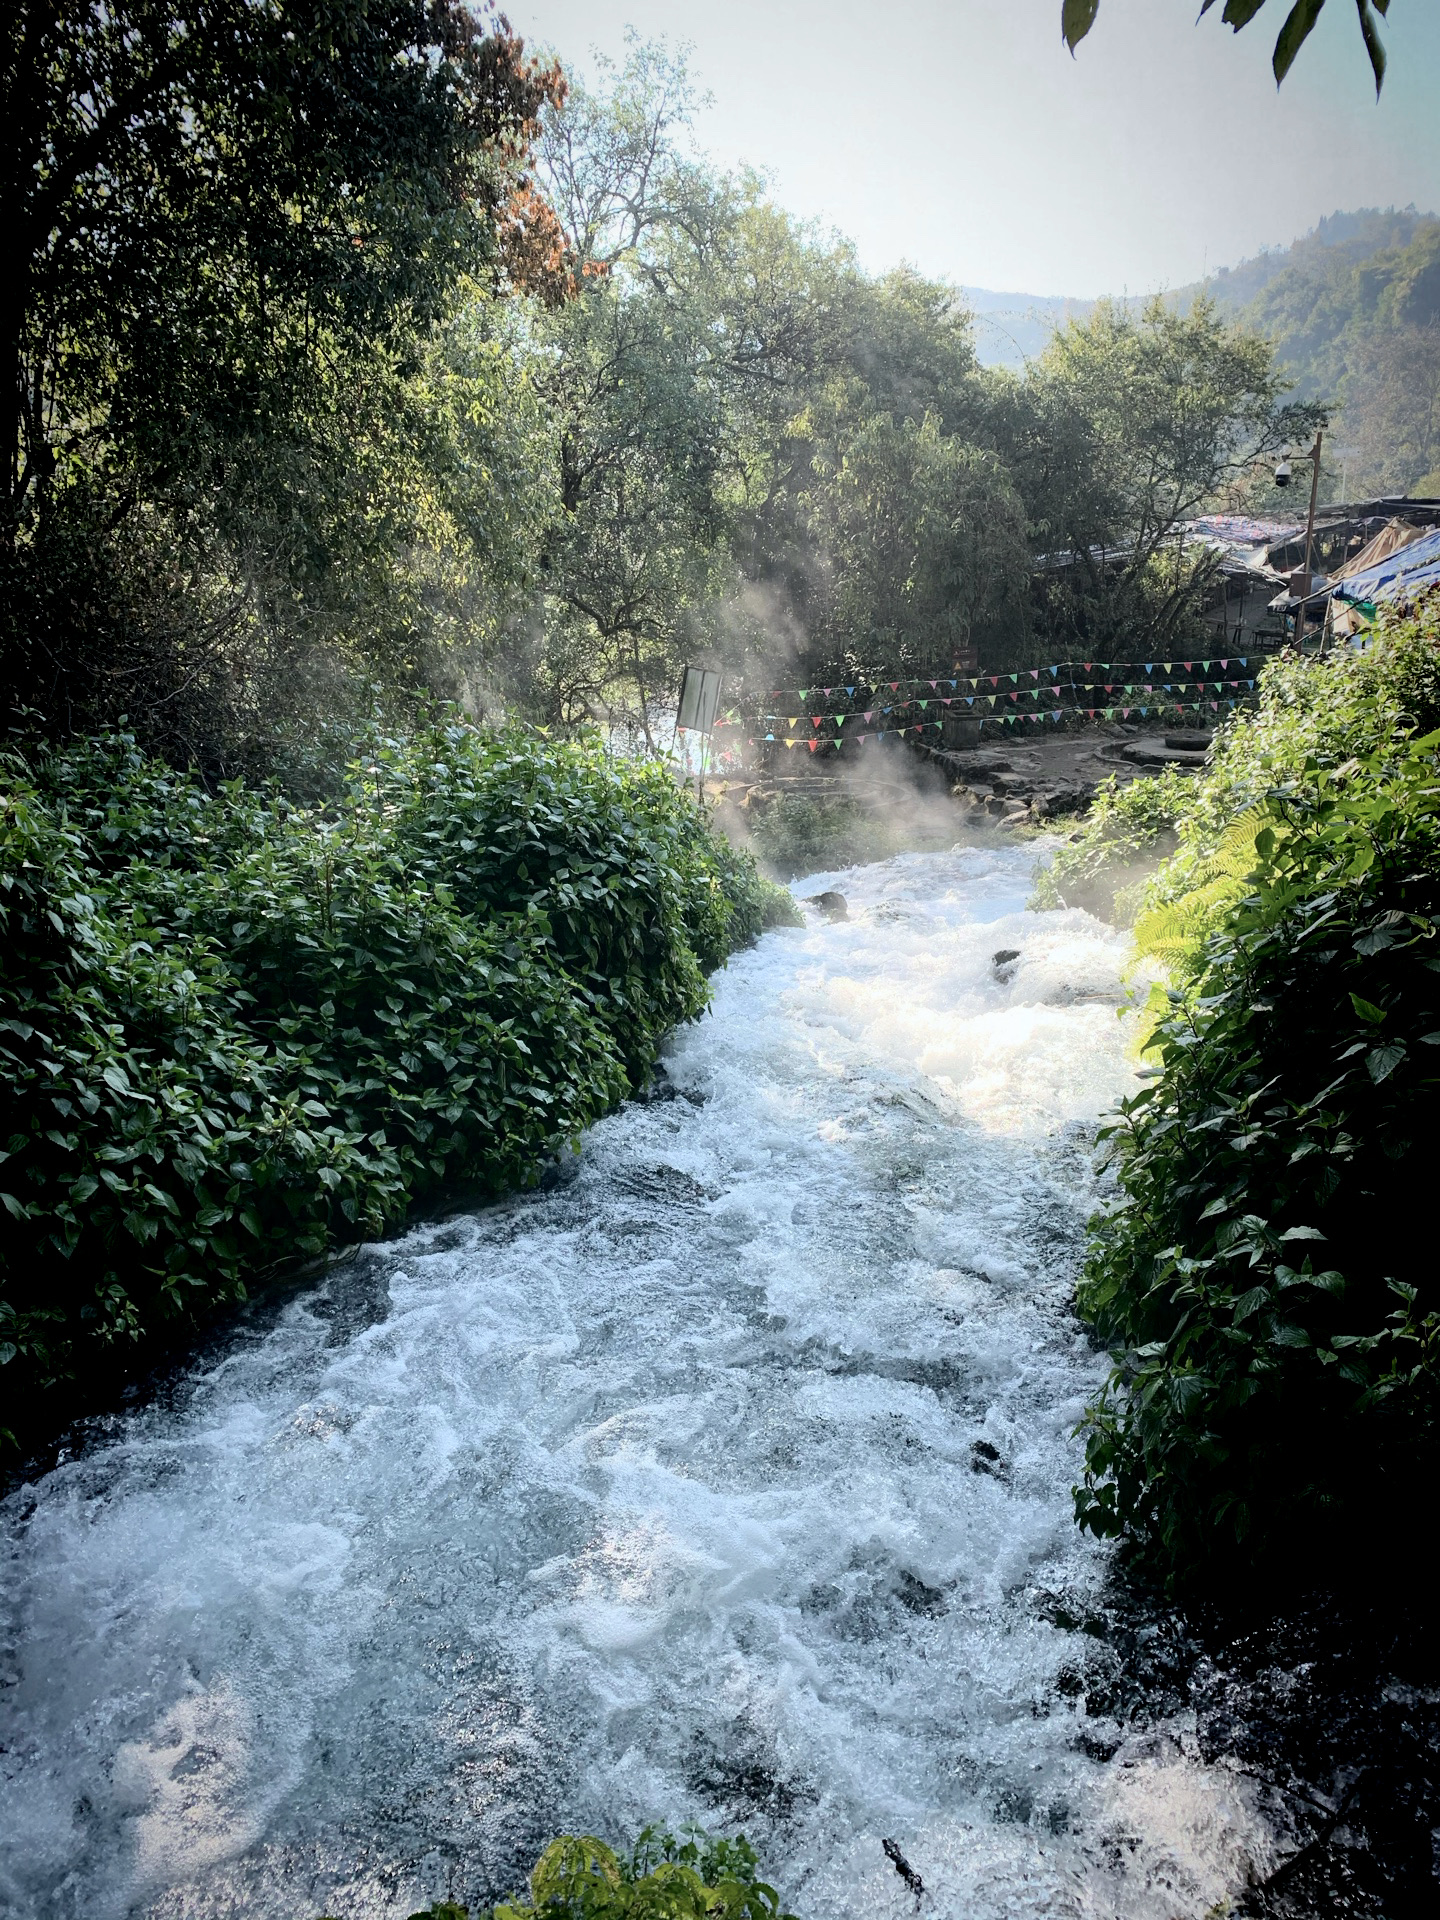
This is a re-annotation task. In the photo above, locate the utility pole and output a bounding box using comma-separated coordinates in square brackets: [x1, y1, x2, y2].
[1297, 429, 1324, 643]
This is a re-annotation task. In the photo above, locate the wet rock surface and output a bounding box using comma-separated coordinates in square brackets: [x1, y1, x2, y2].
[1077, 1587, 1440, 1917]
[930, 722, 1212, 831]
[714, 721, 1213, 841]
[804, 889, 850, 919]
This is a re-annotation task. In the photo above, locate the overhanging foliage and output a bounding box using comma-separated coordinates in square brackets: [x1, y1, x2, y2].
[0, 722, 770, 1439]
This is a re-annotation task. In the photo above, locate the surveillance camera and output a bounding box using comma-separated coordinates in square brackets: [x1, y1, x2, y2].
[1274, 458, 1292, 487]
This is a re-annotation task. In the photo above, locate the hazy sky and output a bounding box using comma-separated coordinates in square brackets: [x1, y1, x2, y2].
[508, 0, 1440, 297]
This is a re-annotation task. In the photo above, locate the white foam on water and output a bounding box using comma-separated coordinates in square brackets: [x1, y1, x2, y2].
[0, 846, 1277, 1918]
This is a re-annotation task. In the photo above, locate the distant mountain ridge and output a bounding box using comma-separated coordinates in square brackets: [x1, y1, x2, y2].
[964, 207, 1436, 372]
[961, 289, 1099, 370]
[965, 208, 1440, 495]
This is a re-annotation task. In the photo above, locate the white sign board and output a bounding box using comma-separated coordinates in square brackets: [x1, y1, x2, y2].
[676, 665, 722, 734]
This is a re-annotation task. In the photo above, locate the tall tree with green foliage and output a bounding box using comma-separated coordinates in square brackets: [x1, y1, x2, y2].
[1006, 297, 1319, 653]
[3, 0, 564, 758]
[798, 402, 1030, 678]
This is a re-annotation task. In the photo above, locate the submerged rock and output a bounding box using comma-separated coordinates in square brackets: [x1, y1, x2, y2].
[808, 889, 849, 919]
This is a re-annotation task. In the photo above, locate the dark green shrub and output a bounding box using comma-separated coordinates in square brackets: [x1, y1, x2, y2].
[1074, 735, 1440, 1582]
[749, 794, 881, 880]
[747, 790, 957, 881]
[1, 725, 766, 1432]
[371, 726, 734, 1080]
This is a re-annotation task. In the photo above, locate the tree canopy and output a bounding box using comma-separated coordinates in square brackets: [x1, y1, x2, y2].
[2, 0, 563, 759]
[1, 24, 1317, 770]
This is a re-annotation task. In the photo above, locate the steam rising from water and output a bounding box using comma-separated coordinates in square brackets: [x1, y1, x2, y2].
[0, 846, 1278, 1918]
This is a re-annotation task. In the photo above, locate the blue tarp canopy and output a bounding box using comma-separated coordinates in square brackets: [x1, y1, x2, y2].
[1332, 525, 1440, 609]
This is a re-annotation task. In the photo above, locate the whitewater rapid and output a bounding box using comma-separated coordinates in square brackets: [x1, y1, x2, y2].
[1, 846, 1279, 1919]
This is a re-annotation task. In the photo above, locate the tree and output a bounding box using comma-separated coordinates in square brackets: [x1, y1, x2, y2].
[800, 402, 1030, 678]
[504, 38, 729, 742]
[1061, 0, 1392, 96]
[2, 0, 564, 755]
[1006, 298, 1319, 652]
[526, 279, 728, 744]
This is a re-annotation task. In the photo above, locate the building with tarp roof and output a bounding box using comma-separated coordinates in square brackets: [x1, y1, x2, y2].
[1331, 523, 1440, 625]
[1264, 498, 1440, 642]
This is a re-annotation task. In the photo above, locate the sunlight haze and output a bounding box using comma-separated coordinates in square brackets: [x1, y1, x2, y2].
[512, 0, 1440, 296]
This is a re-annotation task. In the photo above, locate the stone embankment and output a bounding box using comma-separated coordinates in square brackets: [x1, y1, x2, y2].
[930, 721, 1211, 830]
[710, 721, 1212, 843]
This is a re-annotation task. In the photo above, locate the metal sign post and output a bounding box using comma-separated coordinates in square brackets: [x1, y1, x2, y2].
[675, 665, 722, 799]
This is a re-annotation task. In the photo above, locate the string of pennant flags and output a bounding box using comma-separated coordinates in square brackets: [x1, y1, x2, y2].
[717, 679, 1257, 730]
[734, 655, 1258, 709]
[712, 658, 1259, 745]
[748, 695, 1251, 750]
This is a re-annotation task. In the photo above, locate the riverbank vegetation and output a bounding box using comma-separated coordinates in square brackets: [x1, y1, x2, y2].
[1061, 597, 1440, 1583]
[0, 725, 776, 1440]
[745, 788, 966, 880]
[384, 1826, 797, 1920]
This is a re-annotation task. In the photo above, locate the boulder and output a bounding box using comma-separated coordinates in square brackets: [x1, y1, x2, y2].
[807, 890, 849, 920]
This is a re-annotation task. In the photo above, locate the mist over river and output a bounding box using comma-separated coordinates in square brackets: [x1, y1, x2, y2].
[0, 845, 1286, 1918]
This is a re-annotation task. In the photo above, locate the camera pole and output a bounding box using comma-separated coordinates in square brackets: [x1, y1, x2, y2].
[1298, 429, 1324, 641]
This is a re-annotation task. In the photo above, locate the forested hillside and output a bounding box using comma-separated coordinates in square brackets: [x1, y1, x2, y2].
[1205, 208, 1440, 496]
[968, 209, 1440, 499]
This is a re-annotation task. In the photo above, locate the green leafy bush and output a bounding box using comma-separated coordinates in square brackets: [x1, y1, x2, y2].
[748, 795, 875, 880]
[326, 1825, 797, 1920]
[1, 725, 766, 1433]
[1034, 600, 1440, 935]
[1146, 607, 1440, 909]
[1074, 733, 1440, 1582]
[1030, 766, 1192, 922]
[747, 789, 958, 881]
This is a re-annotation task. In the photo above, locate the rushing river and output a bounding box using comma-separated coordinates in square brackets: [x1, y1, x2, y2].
[0, 845, 1284, 1919]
